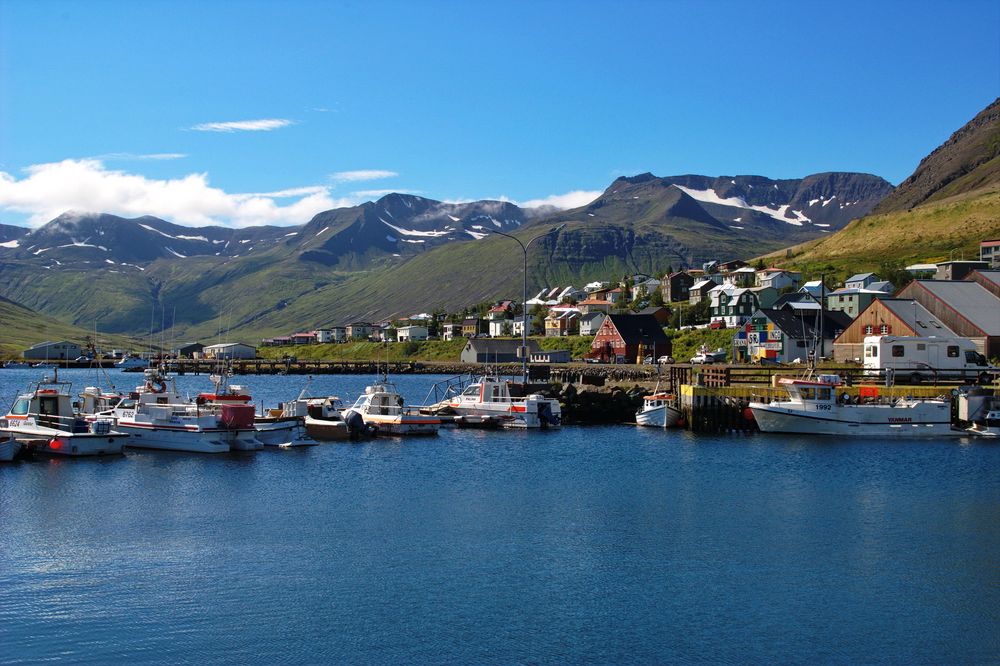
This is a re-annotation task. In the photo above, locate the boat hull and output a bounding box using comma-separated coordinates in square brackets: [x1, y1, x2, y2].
[441, 401, 562, 428]
[750, 401, 962, 438]
[0, 438, 23, 461]
[113, 424, 236, 453]
[304, 417, 351, 441]
[255, 418, 317, 447]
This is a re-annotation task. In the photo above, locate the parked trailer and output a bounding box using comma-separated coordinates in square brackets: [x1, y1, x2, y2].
[862, 335, 994, 383]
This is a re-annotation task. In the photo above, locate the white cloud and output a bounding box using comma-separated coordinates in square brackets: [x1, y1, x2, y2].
[518, 190, 601, 210]
[0, 159, 355, 228]
[330, 169, 398, 183]
[190, 118, 295, 132]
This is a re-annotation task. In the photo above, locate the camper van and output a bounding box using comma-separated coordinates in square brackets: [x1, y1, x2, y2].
[863, 335, 994, 383]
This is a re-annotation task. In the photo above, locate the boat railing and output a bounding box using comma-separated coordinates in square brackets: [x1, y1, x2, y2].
[420, 373, 477, 407]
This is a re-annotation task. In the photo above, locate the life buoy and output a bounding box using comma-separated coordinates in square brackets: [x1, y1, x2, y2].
[145, 379, 167, 394]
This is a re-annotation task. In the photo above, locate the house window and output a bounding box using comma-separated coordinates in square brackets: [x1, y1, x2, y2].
[879, 324, 889, 334]
[947, 346, 960, 358]
[864, 325, 874, 335]
[917, 343, 926, 351]
[892, 345, 904, 357]
[796, 340, 806, 348]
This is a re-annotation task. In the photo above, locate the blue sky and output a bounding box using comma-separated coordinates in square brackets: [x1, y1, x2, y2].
[1, 0, 997, 227]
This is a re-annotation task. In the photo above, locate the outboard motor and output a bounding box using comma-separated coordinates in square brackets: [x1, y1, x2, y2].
[344, 411, 366, 439]
[537, 402, 559, 428]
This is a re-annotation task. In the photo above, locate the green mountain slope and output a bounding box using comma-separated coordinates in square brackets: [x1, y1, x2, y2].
[0, 295, 144, 357]
[765, 185, 1000, 279]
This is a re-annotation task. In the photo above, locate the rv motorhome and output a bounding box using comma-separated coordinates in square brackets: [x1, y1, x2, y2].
[863, 335, 993, 383]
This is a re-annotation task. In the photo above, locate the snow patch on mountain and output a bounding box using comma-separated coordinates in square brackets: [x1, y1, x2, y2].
[381, 219, 450, 238]
[673, 185, 811, 225]
[165, 247, 186, 258]
[0, 239, 19, 248]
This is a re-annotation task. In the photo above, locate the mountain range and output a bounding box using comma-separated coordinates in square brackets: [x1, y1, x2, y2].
[0, 169, 891, 339]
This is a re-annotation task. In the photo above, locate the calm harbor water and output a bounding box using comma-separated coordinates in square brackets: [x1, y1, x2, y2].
[1, 368, 998, 664]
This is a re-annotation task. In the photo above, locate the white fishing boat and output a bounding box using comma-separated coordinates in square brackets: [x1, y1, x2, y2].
[749, 374, 961, 438]
[117, 356, 149, 371]
[636, 390, 682, 427]
[89, 367, 260, 453]
[0, 435, 22, 462]
[3, 361, 32, 369]
[2, 372, 127, 456]
[344, 381, 440, 436]
[426, 376, 561, 428]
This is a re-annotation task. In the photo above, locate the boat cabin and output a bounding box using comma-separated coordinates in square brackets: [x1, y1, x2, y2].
[779, 375, 841, 404]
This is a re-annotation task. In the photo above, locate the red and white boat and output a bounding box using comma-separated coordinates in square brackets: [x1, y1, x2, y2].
[2, 372, 127, 457]
[89, 367, 260, 453]
[427, 376, 561, 428]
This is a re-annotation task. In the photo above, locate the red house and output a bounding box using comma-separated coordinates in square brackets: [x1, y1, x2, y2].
[589, 314, 671, 363]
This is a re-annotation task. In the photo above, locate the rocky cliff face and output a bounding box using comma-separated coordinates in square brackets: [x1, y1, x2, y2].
[873, 97, 1000, 213]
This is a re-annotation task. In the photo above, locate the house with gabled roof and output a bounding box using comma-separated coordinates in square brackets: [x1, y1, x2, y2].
[756, 268, 801, 291]
[662, 271, 695, 303]
[579, 311, 606, 336]
[896, 280, 1000, 357]
[831, 298, 957, 361]
[844, 273, 878, 290]
[733, 308, 851, 364]
[966, 269, 1000, 299]
[589, 314, 671, 364]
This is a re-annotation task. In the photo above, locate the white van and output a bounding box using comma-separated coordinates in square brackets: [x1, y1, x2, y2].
[863, 335, 994, 383]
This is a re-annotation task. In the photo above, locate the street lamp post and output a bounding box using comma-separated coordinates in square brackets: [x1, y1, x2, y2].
[491, 224, 565, 384]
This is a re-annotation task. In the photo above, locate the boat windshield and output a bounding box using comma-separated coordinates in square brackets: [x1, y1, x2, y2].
[352, 396, 368, 409]
[462, 385, 480, 396]
[10, 398, 29, 415]
[797, 387, 833, 401]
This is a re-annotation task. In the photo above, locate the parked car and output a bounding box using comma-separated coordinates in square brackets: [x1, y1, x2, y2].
[690, 348, 727, 364]
[708, 321, 727, 330]
[657, 355, 675, 364]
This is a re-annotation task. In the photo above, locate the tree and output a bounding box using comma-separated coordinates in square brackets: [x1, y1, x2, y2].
[530, 304, 549, 335]
[669, 299, 710, 328]
[754, 258, 766, 270]
[649, 288, 665, 307]
[877, 260, 913, 291]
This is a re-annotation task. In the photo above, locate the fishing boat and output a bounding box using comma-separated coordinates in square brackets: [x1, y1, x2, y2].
[749, 374, 961, 438]
[343, 381, 440, 436]
[117, 356, 149, 371]
[89, 367, 260, 453]
[196, 371, 318, 448]
[635, 389, 682, 427]
[2, 371, 127, 456]
[3, 361, 31, 369]
[0, 435, 22, 462]
[424, 376, 561, 428]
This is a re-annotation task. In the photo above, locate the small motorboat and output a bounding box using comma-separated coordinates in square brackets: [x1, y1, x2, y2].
[344, 381, 440, 436]
[2, 371, 127, 456]
[424, 375, 561, 429]
[636, 391, 682, 427]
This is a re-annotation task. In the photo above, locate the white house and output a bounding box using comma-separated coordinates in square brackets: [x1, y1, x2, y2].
[756, 268, 801, 291]
[397, 325, 428, 342]
[202, 343, 256, 360]
[579, 311, 606, 336]
[313, 329, 333, 343]
[844, 272, 878, 290]
[442, 323, 460, 341]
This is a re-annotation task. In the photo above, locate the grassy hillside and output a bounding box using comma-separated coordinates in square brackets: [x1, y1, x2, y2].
[0, 296, 145, 358]
[762, 186, 1000, 280]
